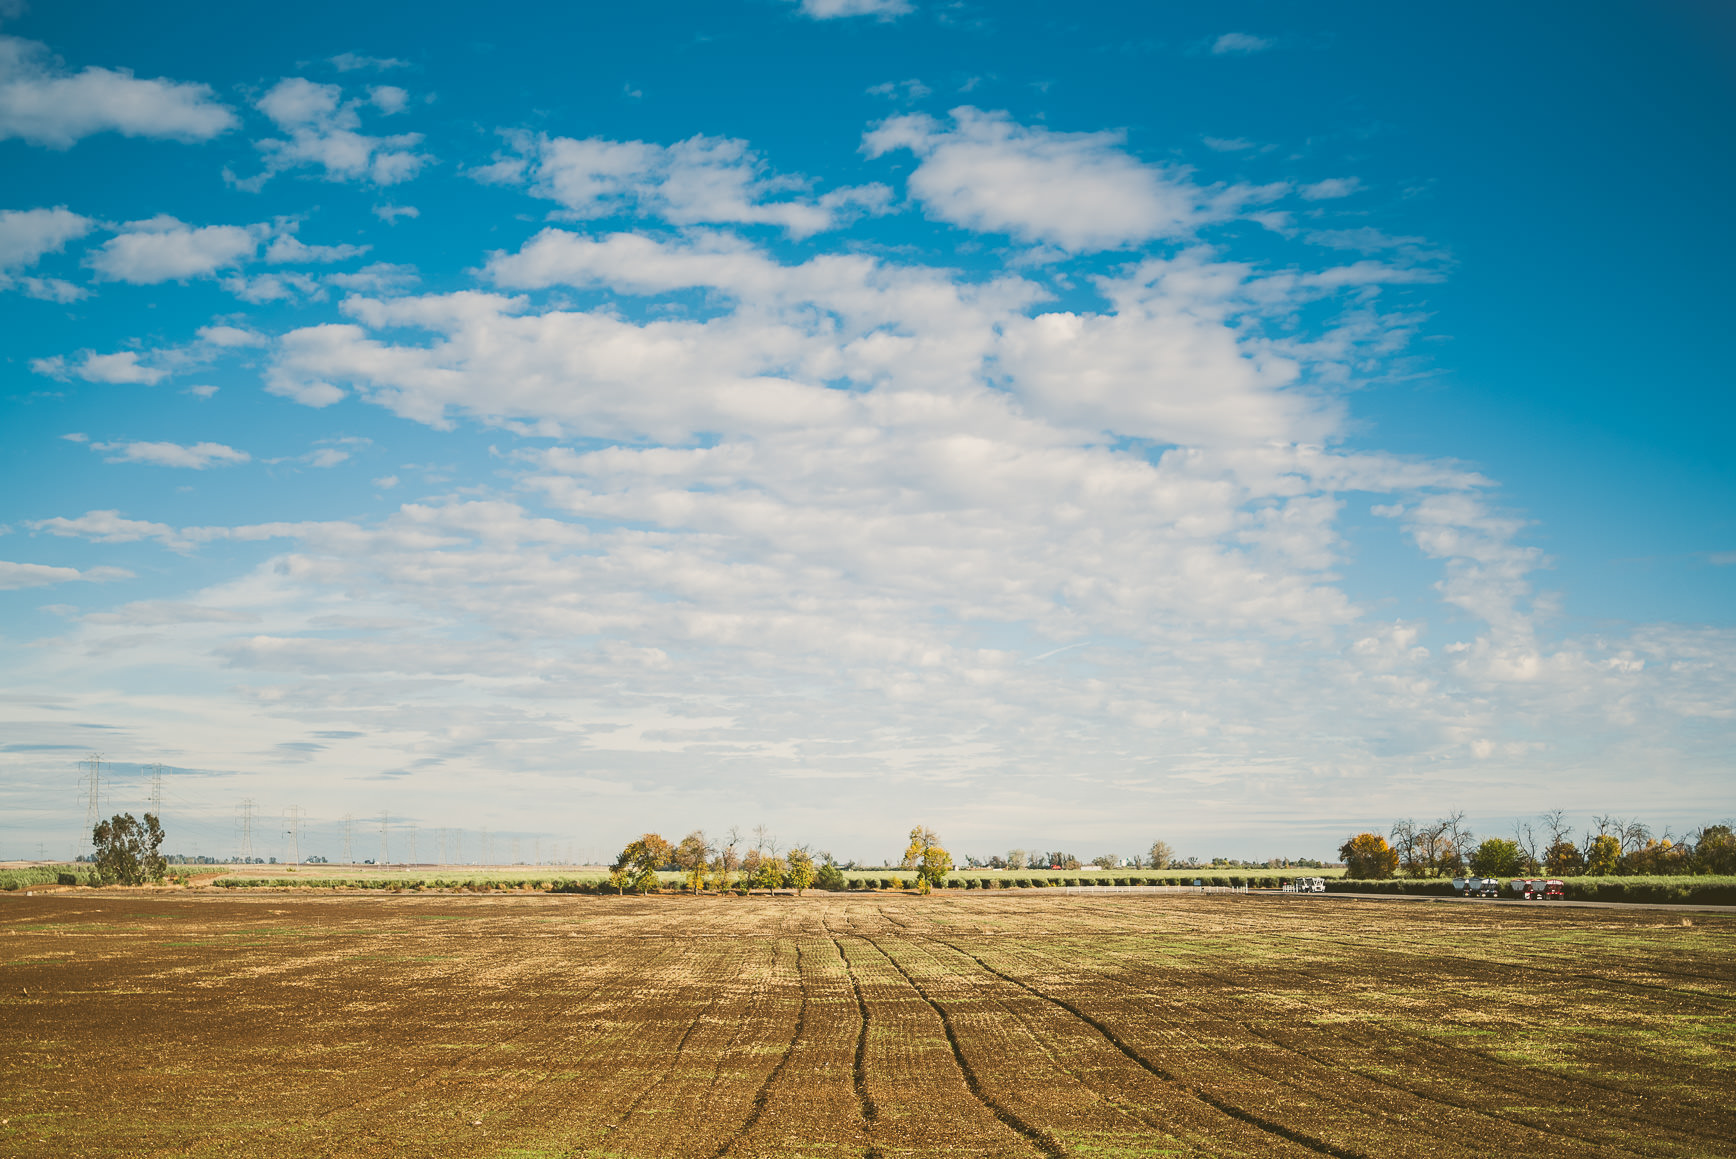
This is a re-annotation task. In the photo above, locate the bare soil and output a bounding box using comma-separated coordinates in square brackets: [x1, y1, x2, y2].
[2, 890, 1732, 1157]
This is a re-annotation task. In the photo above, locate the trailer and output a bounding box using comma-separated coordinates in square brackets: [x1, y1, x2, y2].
[1453, 876, 1502, 898]
[1284, 876, 1326, 893]
[1509, 877, 1566, 900]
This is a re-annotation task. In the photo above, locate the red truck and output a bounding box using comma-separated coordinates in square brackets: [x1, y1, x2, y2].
[1510, 877, 1565, 900]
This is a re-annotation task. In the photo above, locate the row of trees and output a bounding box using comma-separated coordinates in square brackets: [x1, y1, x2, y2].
[609, 825, 961, 895]
[1341, 812, 1736, 879]
[963, 841, 1177, 871]
[609, 829, 1195, 893]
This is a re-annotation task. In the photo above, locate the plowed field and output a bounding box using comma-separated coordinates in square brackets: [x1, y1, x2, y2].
[2, 891, 1732, 1157]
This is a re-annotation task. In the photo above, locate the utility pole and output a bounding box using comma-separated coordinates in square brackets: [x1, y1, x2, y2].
[284, 806, 302, 866]
[239, 799, 255, 863]
[342, 813, 354, 864]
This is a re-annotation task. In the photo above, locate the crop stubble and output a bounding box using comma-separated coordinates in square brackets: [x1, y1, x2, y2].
[1, 891, 1732, 1158]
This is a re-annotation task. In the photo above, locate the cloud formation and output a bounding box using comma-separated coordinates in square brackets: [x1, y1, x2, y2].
[90, 440, 251, 469]
[235, 77, 431, 189]
[474, 132, 890, 237]
[864, 108, 1278, 251]
[0, 35, 236, 147]
[0, 559, 131, 589]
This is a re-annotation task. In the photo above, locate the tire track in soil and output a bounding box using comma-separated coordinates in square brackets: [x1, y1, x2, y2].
[861, 932, 1066, 1159]
[819, 912, 884, 1159]
[1168, 912, 1736, 1141]
[931, 938, 1371, 1159]
[709, 942, 809, 1158]
[975, 939, 1650, 1159]
[1081, 946, 1720, 1154]
[888, 936, 1252, 1156]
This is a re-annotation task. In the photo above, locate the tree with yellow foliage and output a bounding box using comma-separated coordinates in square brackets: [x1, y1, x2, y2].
[902, 825, 953, 895]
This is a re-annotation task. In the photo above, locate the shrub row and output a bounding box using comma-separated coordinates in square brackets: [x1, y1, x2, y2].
[1328, 876, 1736, 906]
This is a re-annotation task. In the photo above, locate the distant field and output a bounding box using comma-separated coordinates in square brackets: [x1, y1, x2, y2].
[2, 890, 1732, 1157]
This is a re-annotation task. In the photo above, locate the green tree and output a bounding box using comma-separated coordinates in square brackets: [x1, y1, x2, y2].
[1693, 825, 1736, 875]
[814, 859, 847, 891]
[1147, 840, 1173, 870]
[1584, 833, 1621, 876]
[1545, 839, 1583, 876]
[673, 830, 710, 894]
[92, 812, 166, 886]
[786, 847, 816, 894]
[749, 852, 787, 890]
[610, 833, 673, 894]
[1468, 837, 1523, 877]
[903, 825, 953, 894]
[1338, 833, 1399, 880]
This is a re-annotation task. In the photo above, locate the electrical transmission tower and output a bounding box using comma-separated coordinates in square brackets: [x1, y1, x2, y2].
[238, 799, 255, 862]
[284, 806, 302, 866]
[379, 811, 389, 866]
[407, 823, 418, 866]
[342, 814, 354, 864]
[147, 763, 164, 820]
[80, 753, 104, 851]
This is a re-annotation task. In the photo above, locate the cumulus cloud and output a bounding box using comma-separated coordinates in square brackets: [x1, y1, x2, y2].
[327, 261, 419, 293]
[234, 77, 432, 189]
[31, 349, 167, 384]
[90, 440, 251, 469]
[85, 215, 263, 283]
[0, 559, 131, 589]
[863, 107, 1277, 251]
[0, 35, 236, 147]
[0, 205, 91, 272]
[475, 132, 890, 238]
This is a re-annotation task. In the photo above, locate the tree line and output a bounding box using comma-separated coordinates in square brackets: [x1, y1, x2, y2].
[1339, 812, 1736, 879]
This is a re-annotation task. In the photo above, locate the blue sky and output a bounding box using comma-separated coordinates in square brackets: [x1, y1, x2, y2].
[2, 0, 1731, 865]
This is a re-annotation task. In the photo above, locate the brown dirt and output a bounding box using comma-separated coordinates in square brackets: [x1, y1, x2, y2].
[1, 890, 1732, 1158]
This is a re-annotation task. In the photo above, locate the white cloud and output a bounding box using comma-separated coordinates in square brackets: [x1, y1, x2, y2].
[236, 77, 432, 189]
[372, 204, 419, 224]
[264, 232, 371, 264]
[0, 205, 91, 272]
[0, 35, 236, 148]
[1202, 136, 1254, 152]
[329, 53, 409, 73]
[1300, 177, 1363, 200]
[477, 132, 890, 238]
[222, 270, 326, 302]
[90, 440, 250, 469]
[0, 560, 131, 589]
[793, 0, 911, 18]
[867, 78, 931, 100]
[863, 108, 1275, 251]
[1212, 33, 1273, 56]
[86, 215, 263, 283]
[29, 509, 190, 548]
[327, 261, 419, 293]
[31, 349, 167, 384]
[18, 275, 85, 301]
[367, 85, 409, 114]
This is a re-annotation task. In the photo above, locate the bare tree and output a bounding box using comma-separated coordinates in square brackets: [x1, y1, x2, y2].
[1540, 809, 1573, 850]
[1441, 810, 1472, 875]
[1620, 819, 1652, 854]
[1511, 818, 1540, 870]
[1390, 819, 1423, 877]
